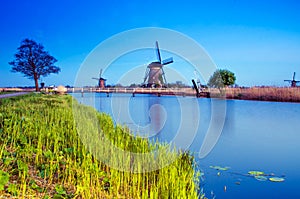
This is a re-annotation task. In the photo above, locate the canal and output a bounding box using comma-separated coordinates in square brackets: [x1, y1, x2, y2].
[72, 92, 300, 199]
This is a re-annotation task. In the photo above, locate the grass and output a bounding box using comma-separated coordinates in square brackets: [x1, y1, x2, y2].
[0, 91, 14, 95]
[0, 93, 201, 198]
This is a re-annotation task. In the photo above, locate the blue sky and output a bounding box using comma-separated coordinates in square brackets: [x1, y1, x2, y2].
[1, 0, 300, 87]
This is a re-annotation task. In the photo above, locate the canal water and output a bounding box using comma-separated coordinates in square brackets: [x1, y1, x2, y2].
[72, 92, 300, 199]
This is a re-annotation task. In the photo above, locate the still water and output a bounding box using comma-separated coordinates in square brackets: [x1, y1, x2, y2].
[72, 93, 300, 199]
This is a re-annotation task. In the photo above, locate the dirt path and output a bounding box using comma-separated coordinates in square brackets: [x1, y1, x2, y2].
[0, 92, 31, 99]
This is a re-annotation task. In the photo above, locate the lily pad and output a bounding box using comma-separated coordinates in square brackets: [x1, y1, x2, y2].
[210, 166, 230, 171]
[248, 171, 264, 176]
[269, 177, 285, 182]
[254, 175, 268, 181]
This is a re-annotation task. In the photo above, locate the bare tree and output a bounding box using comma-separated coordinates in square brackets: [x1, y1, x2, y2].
[9, 39, 60, 91]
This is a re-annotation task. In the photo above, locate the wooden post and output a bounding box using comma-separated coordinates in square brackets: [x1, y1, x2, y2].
[192, 79, 200, 98]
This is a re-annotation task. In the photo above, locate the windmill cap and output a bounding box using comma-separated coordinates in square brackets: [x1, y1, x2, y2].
[149, 61, 162, 66]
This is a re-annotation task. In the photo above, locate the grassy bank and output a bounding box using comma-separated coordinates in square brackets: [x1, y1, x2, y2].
[209, 87, 300, 102]
[0, 94, 200, 198]
[0, 91, 15, 95]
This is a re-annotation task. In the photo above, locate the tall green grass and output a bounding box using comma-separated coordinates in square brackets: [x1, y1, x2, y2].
[0, 94, 200, 198]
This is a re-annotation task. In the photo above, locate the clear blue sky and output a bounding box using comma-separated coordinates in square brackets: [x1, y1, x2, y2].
[1, 0, 300, 87]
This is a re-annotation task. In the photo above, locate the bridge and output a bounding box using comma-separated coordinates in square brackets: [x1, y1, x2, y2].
[67, 87, 210, 98]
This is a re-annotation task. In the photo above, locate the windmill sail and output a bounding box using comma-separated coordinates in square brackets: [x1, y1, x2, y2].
[162, 57, 173, 65]
[293, 72, 296, 81]
[156, 41, 162, 63]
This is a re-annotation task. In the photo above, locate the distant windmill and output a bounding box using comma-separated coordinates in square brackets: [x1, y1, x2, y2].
[143, 41, 173, 88]
[284, 72, 300, 87]
[92, 69, 106, 88]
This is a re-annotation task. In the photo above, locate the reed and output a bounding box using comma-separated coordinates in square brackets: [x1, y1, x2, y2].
[0, 94, 201, 198]
[209, 87, 300, 102]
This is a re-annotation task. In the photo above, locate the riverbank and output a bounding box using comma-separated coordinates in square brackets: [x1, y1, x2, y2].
[218, 87, 300, 103]
[0, 92, 30, 98]
[0, 94, 200, 198]
[2, 86, 300, 102]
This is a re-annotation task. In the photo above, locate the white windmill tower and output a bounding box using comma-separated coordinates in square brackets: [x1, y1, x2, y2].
[143, 41, 173, 88]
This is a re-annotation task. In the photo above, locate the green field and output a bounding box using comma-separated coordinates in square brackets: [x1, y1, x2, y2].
[0, 94, 201, 198]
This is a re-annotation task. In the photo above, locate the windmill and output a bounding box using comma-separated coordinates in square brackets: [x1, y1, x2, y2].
[284, 72, 300, 87]
[92, 69, 106, 88]
[142, 41, 173, 88]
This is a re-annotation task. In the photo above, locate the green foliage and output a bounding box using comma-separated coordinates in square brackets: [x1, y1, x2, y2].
[54, 184, 70, 198]
[208, 69, 236, 88]
[7, 183, 18, 196]
[17, 160, 28, 173]
[29, 180, 43, 193]
[55, 185, 66, 195]
[0, 170, 10, 191]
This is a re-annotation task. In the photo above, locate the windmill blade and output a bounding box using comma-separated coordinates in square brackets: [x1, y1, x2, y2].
[92, 77, 100, 80]
[143, 69, 150, 84]
[99, 69, 103, 79]
[161, 67, 167, 85]
[194, 70, 201, 84]
[293, 72, 296, 81]
[162, 57, 173, 65]
[156, 41, 162, 63]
